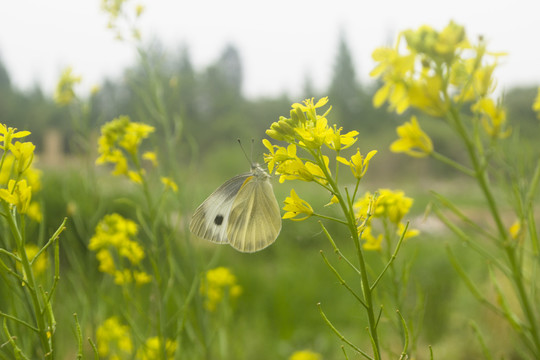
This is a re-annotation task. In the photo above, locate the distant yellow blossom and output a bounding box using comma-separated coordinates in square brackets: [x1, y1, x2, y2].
[472, 98, 510, 138]
[289, 349, 322, 360]
[361, 225, 383, 251]
[136, 337, 177, 360]
[96, 116, 154, 182]
[142, 151, 158, 167]
[200, 267, 242, 311]
[89, 213, 151, 286]
[533, 87, 540, 119]
[390, 116, 433, 158]
[53, 67, 81, 106]
[96, 317, 133, 357]
[161, 177, 178, 192]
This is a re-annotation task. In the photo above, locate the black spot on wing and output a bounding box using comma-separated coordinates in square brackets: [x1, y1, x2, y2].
[214, 214, 224, 225]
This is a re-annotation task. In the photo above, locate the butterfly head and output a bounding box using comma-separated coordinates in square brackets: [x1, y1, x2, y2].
[251, 163, 270, 180]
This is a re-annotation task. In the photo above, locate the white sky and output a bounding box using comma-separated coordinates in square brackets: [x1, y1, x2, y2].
[1, 0, 539, 99]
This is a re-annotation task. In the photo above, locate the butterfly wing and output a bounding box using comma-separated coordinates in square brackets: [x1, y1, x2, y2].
[227, 176, 282, 252]
[189, 173, 251, 244]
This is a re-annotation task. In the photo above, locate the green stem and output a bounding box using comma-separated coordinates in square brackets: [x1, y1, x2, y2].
[448, 108, 540, 355]
[309, 148, 381, 359]
[3, 204, 52, 358]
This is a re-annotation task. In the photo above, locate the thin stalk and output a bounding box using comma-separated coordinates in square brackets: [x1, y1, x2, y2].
[3, 204, 52, 358]
[310, 148, 381, 359]
[317, 303, 373, 360]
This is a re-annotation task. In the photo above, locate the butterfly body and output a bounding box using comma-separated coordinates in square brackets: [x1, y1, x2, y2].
[189, 164, 281, 252]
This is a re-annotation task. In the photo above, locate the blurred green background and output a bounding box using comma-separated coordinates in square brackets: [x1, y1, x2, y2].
[1, 34, 539, 359]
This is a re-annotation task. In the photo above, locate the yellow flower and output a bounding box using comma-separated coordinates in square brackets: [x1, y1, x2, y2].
[136, 337, 177, 360]
[533, 87, 540, 119]
[390, 116, 433, 158]
[325, 125, 358, 151]
[407, 75, 448, 117]
[96, 249, 116, 274]
[0, 179, 32, 214]
[375, 189, 414, 224]
[142, 151, 158, 167]
[135, 4, 145, 17]
[161, 177, 178, 192]
[282, 189, 314, 221]
[10, 141, 35, 174]
[509, 220, 522, 240]
[53, 66, 81, 106]
[128, 170, 143, 184]
[263, 140, 297, 174]
[114, 269, 133, 285]
[89, 213, 148, 285]
[0, 124, 31, 151]
[337, 149, 377, 179]
[96, 116, 155, 180]
[96, 317, 133, 357]
[200, 267, 241, 311]
[397, 222, 419, 240]
[289, 349, 322, 360]
[472, 98, 511, 138]
[134, 270, 152, 285]
[26, 202, 43, 222]
[361, 225, 383, 251]
[371, 46, 416, 114]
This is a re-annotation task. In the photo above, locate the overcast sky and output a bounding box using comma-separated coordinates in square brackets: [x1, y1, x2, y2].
[1, 0, 539, 99]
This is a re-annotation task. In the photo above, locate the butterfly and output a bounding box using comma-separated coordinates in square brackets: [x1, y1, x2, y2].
[189, 163, 281, 252]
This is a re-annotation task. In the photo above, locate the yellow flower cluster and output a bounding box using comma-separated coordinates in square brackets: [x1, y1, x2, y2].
[0, 124, 42, 221]
[200, 267, 242, 312]
[289, 349, 322, 360]
[372, 21, 510, 141]
[265, 98, 362, 180]
[264, 97, 376, 221]
[89, 213, 151, 286]
[96, 316, 134, 359]
[101, 0, 145, 41]
[96, 116, 155, 183]
[53, 67, 81, 106]
[96, 316, 177, 360]
[136, 336, 178, 360]
[355, 189, 419, 251]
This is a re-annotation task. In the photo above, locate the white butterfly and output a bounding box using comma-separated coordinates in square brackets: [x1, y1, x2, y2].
[189, 163, 281, 252]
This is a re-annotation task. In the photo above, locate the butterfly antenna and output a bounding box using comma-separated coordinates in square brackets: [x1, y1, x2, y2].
[237, 138, 252, 165]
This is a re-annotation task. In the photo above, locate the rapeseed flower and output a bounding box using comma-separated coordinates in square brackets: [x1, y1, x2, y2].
[89, 213, 151, 286]
[289, 349, 322, 360]
[390, 116, 433, 158]
[472, 98, 510, 138]
[200, 267, 242, 312]
[533, 87, 540, 119]
[282, 189, 314, 221]
[96, 116, 154, 180]
[96, 317, 133, 358]
[136, 337, 177, 360]
[0, 125, 42, 220]
[53, 67, 81, 106]
[0, 179, 32, 214]
[355, 189, 418, 250]
[337, 148, 377, 179]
